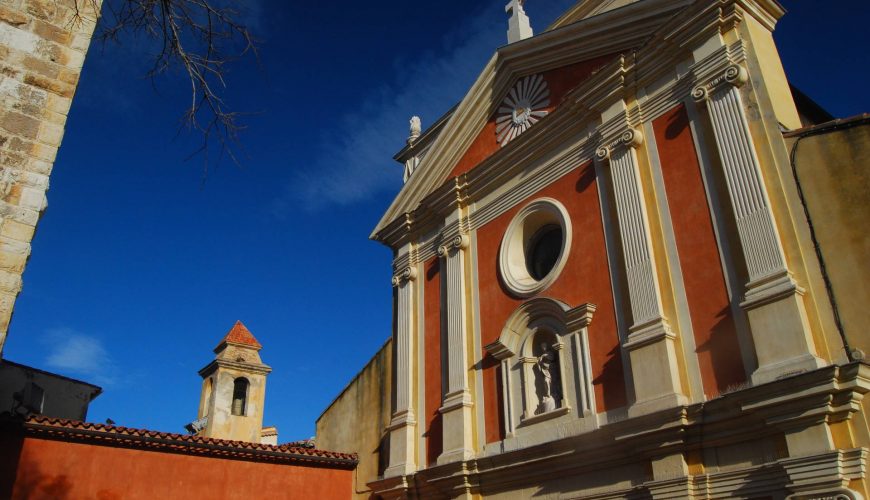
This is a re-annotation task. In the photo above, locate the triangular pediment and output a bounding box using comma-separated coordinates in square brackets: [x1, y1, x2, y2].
[371, 0, 694, 243]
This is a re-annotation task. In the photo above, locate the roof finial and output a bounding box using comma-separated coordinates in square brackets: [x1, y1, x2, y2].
[408, 116, 421, 144]
[505, 0, 533, 44]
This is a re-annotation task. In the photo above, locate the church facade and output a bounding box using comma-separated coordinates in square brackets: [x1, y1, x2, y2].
[318, 0, 870, 498]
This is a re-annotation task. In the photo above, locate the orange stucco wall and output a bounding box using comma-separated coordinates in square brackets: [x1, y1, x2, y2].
[653, 104, 746, 397]
[423, 258, 443, 465]
[477, 162, 626, 443]
[2, 435, 353, 500]
[448, 55, 617, 179]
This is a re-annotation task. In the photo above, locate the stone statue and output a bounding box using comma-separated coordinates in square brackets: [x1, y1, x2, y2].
[535, 342, 558, 413]
[409, 116, 421, 142]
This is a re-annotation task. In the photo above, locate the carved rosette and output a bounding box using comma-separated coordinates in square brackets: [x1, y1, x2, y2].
[496, 74, 550, 147]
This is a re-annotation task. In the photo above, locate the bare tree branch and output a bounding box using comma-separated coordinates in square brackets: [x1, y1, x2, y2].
[70, 0, 258, 173]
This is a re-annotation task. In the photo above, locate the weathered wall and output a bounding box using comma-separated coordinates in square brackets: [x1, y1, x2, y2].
[0, 0, 102, 354]
[316, 339, 392, 499]
[785, 119, 870, 359]
[0, 430, 353, 499]
[0, 360, 100, 419]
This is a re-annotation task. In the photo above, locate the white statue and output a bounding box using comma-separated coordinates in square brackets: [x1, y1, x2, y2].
[535, 342, 557, 413]
[409, 116, 422, 142]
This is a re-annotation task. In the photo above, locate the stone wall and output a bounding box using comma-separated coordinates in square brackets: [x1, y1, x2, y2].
[316, 338, 392, 499]
[785, 117, 870, 359]
[0, 0, 101, 354]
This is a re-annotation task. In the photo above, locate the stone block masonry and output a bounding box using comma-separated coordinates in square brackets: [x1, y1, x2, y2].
[0, 0, 102, 354]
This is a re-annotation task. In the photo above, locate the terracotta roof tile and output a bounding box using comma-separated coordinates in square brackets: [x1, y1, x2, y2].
[19, 415, 357, 468]
[216, 320, 262, 350]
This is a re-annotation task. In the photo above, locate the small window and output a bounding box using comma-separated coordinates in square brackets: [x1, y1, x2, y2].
[232, 378, 249, 416]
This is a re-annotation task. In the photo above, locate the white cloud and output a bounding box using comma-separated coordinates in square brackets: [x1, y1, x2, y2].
[43, 328, 118, 387]
[277, 3, 508, 212]
[279, 0, 578, 212]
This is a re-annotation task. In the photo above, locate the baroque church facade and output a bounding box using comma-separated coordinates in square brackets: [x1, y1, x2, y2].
[318, 0, 870, 498]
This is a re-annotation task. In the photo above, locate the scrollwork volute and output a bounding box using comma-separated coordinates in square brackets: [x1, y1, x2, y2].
[595, 127, 643, 163]
[391, 266, 418, 287]
[437, 234, 470, 258]
[693, 64, 749, 104]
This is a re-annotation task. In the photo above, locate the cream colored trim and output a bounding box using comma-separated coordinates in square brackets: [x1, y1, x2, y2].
[498, 198, 573, 298]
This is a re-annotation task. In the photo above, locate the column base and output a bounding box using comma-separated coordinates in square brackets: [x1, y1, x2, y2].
[629, 391, 689, 418]
[751, 352, 825, 385]
[742, 274, 826, 385]
[384, 413, 417, 479]
[437, 390, 474, 466]
[624, 319, 688, 417]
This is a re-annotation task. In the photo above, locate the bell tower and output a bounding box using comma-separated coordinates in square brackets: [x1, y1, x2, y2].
[194, 321, 272, 443]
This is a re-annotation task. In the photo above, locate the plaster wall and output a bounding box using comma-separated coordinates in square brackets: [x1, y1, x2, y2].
[0, 360, 99, 419]
[0, 0, 102, 354]
[475, 161, 625, 443]
[316, 339, 392, 500]
[785, 121, 870, 359]
[0, 433, 353, 499]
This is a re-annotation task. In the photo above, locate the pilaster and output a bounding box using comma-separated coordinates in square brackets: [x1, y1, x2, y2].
[596, 126, 687, 417]
[693, 65, 823, 385]
[385, 254, 419, 478]
[436, 227, 475, 465]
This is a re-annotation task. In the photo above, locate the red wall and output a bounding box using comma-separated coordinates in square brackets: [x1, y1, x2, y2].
[477, 162, 626, 444]
[423, 258, 443, 465]
[449, 55, 616, 178]
[653, 104, 746, 397]
[2, 435, 353, 500]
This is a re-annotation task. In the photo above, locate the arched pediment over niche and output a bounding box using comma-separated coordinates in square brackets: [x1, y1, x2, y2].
[485, 299, 597, 436]
[486, 298, 594, 361]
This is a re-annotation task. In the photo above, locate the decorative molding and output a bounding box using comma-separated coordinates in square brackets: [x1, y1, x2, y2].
[391, 266, 418, 287]
[486, 299, 596, 436]
[595, 127, 645, 160]
[437, 234, 469, 258]
[497, 197, 573, 298]
[596, 128, 664, 329]
[495, 74, 549, 147]
[692, 64, 793, 298]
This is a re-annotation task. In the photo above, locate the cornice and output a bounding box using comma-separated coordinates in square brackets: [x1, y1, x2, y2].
[381, 363, 869, 497]
[198, 358, 272, 378]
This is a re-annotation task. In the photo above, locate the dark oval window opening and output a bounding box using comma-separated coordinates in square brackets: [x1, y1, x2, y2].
[527, 225, 563, 280]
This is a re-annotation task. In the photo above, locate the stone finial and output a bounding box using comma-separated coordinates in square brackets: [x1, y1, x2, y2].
[505, 0, 533, 44]
[408, 116, 421, 144]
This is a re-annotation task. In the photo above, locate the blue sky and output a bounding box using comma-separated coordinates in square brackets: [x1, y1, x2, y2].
[3, 0, 868, 442]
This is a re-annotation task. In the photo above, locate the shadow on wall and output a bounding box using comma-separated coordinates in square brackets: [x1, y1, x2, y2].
[0, 420, 79, 500]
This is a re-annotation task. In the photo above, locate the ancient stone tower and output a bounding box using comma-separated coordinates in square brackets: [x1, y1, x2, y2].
[0, 0, 103, 355]
[195, 321, 272, 443]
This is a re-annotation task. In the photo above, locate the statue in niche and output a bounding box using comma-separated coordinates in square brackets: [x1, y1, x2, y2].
[534, 342, 560, 414]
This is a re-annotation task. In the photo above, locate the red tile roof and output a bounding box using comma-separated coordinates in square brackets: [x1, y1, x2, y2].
[17, 415, 357, 469]
[216, 320, 262, 351]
